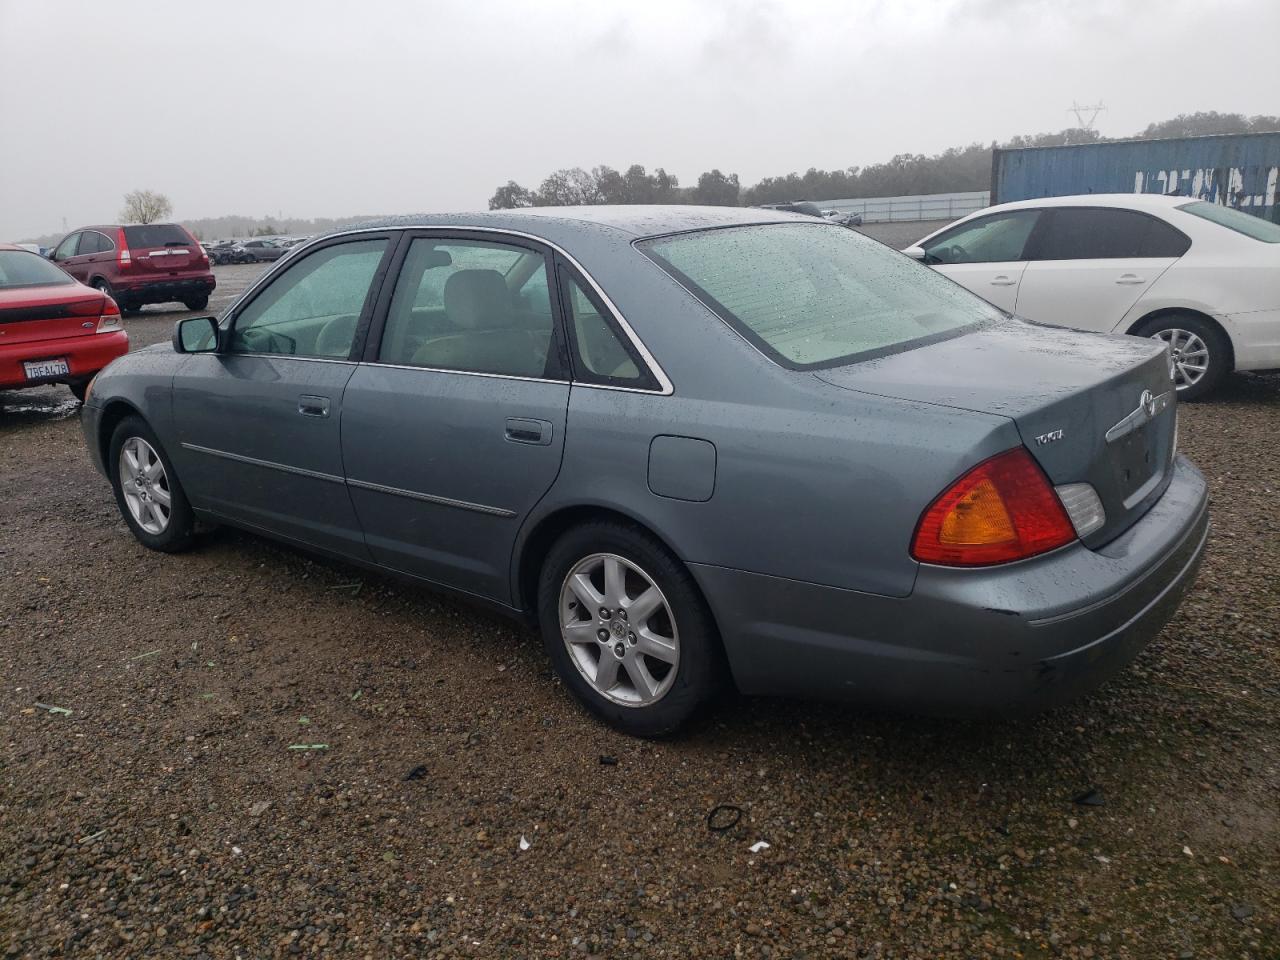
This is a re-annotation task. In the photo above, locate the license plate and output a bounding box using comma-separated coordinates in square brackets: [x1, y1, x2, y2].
[23, 358, 70, 379]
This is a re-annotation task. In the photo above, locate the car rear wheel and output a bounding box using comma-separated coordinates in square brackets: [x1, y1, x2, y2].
[108, 416, 196, 552]
[183, 295, 209, 311]
[1137, 313, 1230, 401]
[537, 520, 720, 737]
[91, 278, 116, 303]
[68, 379, 90, 403]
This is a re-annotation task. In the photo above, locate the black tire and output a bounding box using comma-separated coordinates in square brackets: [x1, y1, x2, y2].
[107, 415, 197, 553]
[68, 379, 90, 403]
[90, 278, 116, 304]
[1135, 313, 1231, 402]
[537, 520, 721, 737]
[183, 295, 209, 311]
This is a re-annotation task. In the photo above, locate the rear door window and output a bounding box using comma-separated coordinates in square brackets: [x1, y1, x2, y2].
[922, 211, 1041, 264]
[1032, 208, 1190, 260]
[79, 231, 107, 255]
[378, 237, 562, 379]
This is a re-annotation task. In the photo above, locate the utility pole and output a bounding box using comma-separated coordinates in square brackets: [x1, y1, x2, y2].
[1068, 101, 1107, 131]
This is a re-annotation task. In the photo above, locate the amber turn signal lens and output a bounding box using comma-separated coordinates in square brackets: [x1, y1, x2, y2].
[911, 447, 1076, 566]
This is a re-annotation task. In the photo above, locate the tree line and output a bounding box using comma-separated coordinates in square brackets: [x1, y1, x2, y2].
[489, 111, 1280, 210]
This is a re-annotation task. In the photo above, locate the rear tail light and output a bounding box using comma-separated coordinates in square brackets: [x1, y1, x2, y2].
[96, 297, 123, 333]
[911, 447, 1076, 566]
[116, 228, 131, 268]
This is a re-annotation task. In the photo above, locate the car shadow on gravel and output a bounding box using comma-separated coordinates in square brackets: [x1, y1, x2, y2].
[195, 520, 1097, 766]
[1195, 370, 1280, 406]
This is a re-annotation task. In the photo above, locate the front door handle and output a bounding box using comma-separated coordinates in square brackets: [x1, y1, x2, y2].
[505, 417, 553, 445]
[298, 395, 331, 418]
[989, 275, 1017, 286]
[1116, 274, 1146, 285]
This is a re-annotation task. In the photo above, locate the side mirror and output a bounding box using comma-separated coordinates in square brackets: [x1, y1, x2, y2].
[174, 316, 220, 353]
[902, 245, 927, 261]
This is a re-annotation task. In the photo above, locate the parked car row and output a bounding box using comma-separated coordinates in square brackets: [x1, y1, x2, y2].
[203, 236, 311, 265]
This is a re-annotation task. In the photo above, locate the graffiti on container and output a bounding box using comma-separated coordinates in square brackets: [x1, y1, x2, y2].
[1134, 165, 1279, 211]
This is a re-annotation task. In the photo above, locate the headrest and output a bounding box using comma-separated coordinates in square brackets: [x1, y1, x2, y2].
[443, 269, 510, 330]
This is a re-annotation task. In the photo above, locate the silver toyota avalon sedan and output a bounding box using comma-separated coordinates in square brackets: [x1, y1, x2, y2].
[81, 206, 1208, 736]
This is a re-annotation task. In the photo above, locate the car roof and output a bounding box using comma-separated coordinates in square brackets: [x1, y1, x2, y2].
[335, 205, 813, 241]
[984, 193, 1191, 214]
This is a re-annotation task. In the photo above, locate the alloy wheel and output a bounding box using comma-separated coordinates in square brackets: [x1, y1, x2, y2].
[118, 436, 172, 534]
[1152, 328, 1209, 391]
[558, 553, 679, 707]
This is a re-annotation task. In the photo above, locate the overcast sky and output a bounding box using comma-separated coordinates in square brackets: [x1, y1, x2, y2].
[2, 0, 1277, 240]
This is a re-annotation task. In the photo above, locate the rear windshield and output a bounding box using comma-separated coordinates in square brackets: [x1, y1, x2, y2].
[1177, 201, 1280, 242]
[123, 224, 193, 248]
[639, 222, 998, 369]
[0, 250, 75, 289]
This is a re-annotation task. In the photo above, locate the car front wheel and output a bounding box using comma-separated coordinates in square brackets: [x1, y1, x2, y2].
[184, 295, 210, 311]
[108, 416, 196, 552]
[537, 521, 720, 737]
[1138, 313, 1230, 401]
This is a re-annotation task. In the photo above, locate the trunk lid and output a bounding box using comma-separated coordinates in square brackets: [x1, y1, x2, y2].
[0, 285, 108, 344]
[123, 224, 198, 274]
[816, 319, 1177, 546]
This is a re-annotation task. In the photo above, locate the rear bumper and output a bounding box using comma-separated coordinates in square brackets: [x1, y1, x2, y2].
[691, 454, 1209, 713]
[0, 330, 129, 390]
[1221, 307, 1280, 371]
[115, 273, 215, 304]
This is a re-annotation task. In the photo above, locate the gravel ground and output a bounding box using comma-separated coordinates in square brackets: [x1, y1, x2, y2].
[1, 263, 1278, 959]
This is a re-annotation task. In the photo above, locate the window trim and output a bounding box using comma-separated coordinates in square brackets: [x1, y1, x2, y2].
[79, 230, 116, 255]
[223, 232, 398, 361]
[1024, 206, 1192, 261]
[554, 255, 660, 392]
[357, 226, 673, 395]
[217, 225, 673, 394]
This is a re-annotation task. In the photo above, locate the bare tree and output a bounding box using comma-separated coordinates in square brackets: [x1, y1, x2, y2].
[119, 189, 173, 224]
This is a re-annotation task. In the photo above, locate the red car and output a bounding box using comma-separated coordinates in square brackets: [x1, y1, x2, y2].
[0, 243, 129, 401]
[48, 223, 215, 313]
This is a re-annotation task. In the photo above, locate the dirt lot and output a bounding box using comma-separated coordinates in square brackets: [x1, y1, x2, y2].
[1, 262, 1278, 959]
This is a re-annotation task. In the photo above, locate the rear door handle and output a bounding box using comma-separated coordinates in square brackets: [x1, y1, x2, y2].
[505, 417, 553, 445]
[1116, 274, 1146, 285]
[989, 275, 1017, 286]
[298, 395, 331, 418]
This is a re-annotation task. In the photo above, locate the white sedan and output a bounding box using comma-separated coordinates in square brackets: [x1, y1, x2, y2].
[903, 194, 1280, 399]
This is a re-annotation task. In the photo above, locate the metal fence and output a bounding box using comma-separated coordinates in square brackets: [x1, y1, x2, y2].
[818, 191, 990, 223]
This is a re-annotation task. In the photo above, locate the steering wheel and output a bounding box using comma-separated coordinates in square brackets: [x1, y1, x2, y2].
[237, 327, 296, 355]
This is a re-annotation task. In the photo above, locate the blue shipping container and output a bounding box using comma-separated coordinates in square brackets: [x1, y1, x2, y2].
[992, 132, 1280, 221]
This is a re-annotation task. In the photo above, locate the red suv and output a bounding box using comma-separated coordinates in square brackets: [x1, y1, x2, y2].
[49, 223, 216, 313]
